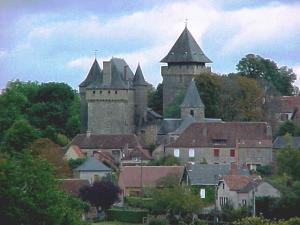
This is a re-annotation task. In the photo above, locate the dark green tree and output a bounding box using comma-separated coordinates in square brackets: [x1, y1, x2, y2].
[0, 152, 86, 225]
[0, 119, 39, 152]
[237, 54, 296, 96]
[277, 144, 300, 180]
[148, 83, 163, 115]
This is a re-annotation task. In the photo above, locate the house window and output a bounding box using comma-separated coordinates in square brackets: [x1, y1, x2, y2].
[108, 90, 111, 94]
[189, 148, 195, 158]
[280, 113, 289, 121]
[214, 149, 220, 157]
[174, 148, 180, 157]
[242, 199, 247, 206]
[230, 149, 235, 157]
[222, 183, 225, 189]
[115, 91, 117, 94]
[220, 197, 228, 206]
[92, 90, 95, 94]
[100, 90, 102, 94]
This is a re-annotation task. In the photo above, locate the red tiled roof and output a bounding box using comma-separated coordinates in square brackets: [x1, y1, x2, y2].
[71, 145, 85, 157]
[118, 166, 184, 188]
[222, 175, 252, 191]
[59, 179, 90, 196]
[169, 122, 271, 148]
[222, 175, 261, 192]
[69, 134, 145, 149]
[274, 96, 300, 113]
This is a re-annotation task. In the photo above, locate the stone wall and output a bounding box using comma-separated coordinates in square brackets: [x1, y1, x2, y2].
[165, 147, 273, 166]
[86, 89, 134, 134]
[162, 64, 211, 114]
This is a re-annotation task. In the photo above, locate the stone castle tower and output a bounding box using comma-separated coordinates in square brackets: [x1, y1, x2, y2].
[161, 26, 212, 114]
[180, 79, 205, 121]
[79, 58, 149, 134]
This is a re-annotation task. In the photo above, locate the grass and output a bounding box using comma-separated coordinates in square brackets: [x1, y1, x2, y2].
[93, 222, 143, 225]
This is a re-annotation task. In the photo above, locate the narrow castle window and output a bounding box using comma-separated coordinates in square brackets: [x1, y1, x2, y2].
[100, 91, 102, 94]
[190, 110, 194, 117]
[108, 90, 110, 94]
[93, 91, 95, 94]
[115, 91, 117, 94]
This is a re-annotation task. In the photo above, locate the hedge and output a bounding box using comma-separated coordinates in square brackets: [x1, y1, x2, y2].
[107, 207, 148, 223]
[124, 196, 153, 209]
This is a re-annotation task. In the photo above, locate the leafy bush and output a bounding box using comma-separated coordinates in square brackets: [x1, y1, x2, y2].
[233, 216, 275, 225]
[124, 196, 153, 209]
[107, 207, 148, 223]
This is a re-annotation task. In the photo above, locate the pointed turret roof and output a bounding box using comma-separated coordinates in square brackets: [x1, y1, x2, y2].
[79, 59, 102, 87]
[161, 27, 212, 64]
[181, 79, 204, 108]
[133, 64, 148, 86]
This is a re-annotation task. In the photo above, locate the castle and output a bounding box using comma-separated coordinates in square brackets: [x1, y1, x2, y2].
[79, 26, 212, 137]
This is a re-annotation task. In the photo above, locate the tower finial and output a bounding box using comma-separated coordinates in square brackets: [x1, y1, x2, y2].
[185, 18, 188, 28]
[94, 49, 99, 59]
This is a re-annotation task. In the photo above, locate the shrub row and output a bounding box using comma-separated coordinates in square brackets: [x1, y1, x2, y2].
[124, 196, 153, 209]
[107, 207, 148, 223]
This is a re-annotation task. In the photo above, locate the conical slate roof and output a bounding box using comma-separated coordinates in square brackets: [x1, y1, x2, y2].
[79, 59, 102, 87]
[133, 64, 148, 86]
[74, 157, 111, 172]
[161, 27, 212, 64]
[181, 79, 204, 108]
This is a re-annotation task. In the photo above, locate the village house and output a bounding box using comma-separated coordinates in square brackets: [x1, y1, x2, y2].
[67, 133, 151, 165]
[217, 175, 280, 210]
[64, 145, 86, 160]
[166, 121, 273, 169]
[73, 157, 111, 183]
[267, 96, 300, 132]
[118, 166, 185, 197]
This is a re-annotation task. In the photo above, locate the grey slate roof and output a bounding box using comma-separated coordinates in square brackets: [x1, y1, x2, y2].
[74, 157, 111, 172]
[161, 27, 212, 64]
[188, 164, 250, 185]
[79, 59, 102, 87]
[273, 136, 300, 149]
[181, 79, 204, 108]
[158, 118, 182, 135]
[86, 58, 134, 90]
[170, 115, 195, 135]
[133, 64, 148, 86]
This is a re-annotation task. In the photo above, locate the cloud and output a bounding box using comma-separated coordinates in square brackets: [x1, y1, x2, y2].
[2, 0, 300, 89]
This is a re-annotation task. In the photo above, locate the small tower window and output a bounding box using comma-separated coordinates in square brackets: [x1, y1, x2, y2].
[92, 91, 95, 94]
[108, 90, 110, 94]
[190, 110, 194, 117]
[115, 91, 117, 94]
[100, 91, 102, 94]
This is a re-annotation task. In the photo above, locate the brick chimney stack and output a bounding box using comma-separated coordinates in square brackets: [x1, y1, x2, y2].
[230, 162, 237, 175]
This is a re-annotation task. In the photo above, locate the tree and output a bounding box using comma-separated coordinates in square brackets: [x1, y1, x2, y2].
[29, 138, 71, 177]
[0, 119, 39, 152]
[79, 180, 121, 218]
[195, 71, 221, 118]
[237, 54, 296, 96]
[277, 121, 300, 137]
[148, 83, 163, 115]
[150, 185, 202, 224]
[149, 155, 181, 166]
[164, 92, 185, 118]
[0, 152, 86, 225]
[277, 143, 300, 180]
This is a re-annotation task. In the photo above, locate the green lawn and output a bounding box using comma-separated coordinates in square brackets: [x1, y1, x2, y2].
[93, 222, 143, 225]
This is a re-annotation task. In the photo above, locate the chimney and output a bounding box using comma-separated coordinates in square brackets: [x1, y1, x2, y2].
[230, 162, 237, 175]
[124, 65, 128, 81]
[103, 61, 112, 84]
[86, 130, 92, 138]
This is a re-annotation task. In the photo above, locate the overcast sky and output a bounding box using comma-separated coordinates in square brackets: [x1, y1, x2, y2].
[1, 0, 300, 90]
